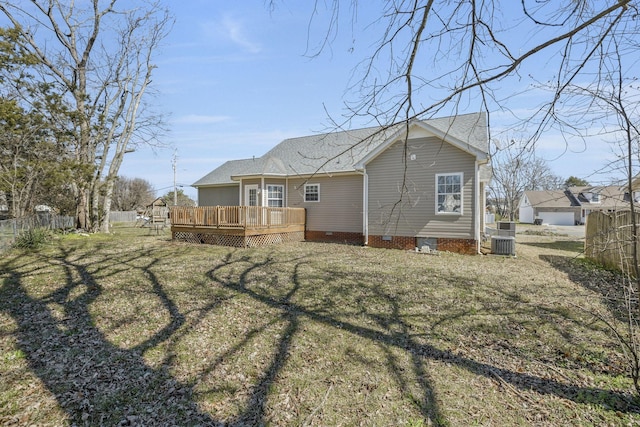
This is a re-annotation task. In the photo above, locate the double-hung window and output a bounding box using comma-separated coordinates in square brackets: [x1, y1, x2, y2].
[267, 185, 284, 207]
[436, 173, 463, 214]
[304, 184, 320, 202]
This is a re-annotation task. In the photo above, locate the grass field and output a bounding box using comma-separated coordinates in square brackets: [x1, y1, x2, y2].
[1, 226, 638, 426]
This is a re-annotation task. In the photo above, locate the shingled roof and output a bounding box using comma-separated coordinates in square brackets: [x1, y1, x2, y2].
[522, 185, 632, 209]
[569, 185, 630, 209]
[523, 190, 577, 208]
[193, 112, 488, 186]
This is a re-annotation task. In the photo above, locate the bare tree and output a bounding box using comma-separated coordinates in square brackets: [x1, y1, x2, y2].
[296, 2, 636, 141]
[111, 176, 155, 211]
[552, 32, 640, 392]
[488, 142, 563, 221]
[0, 0, 172, 232]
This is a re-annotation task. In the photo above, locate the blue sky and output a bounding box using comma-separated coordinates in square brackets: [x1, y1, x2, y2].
[118, 1, 630, 200]
[120, 1, 370, 200]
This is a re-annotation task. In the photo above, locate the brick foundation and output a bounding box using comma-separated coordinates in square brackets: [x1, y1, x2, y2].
[305, 230, 364, 245]
[368, 235, 416, 250]
[304, 231, 478, 254]
[368, 235, 478, 254]
[436, 238, 478, 255]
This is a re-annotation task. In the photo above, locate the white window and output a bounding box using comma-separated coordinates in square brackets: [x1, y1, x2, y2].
[436, 173, 463, 214]
[267, 185, 284, 207]
[304, 184, 320, 202]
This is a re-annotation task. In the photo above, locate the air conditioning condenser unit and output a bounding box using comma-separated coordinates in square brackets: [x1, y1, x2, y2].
[491, 236, 515, 256]
[496, 221, 516, 237]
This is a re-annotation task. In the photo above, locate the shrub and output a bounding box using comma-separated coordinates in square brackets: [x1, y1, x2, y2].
[13, 227, 53, 249]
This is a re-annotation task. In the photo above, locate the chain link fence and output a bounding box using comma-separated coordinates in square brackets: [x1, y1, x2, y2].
[0, 213, 75, 252]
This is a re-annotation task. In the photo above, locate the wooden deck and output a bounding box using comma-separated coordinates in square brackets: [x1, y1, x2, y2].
[170, 206, 306, 247]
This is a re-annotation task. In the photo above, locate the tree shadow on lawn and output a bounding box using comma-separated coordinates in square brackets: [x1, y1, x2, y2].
[4, 238, 638, 426]
[540, 253, 631, 336]
[0, 243, 222, 426]
[519, 239, 585, 254]
[206, 249, 640, 426]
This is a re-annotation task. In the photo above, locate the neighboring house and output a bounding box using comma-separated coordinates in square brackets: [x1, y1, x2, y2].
[519, 185, 634, 225]
[519, 190, 580, 225]
[193, 112, 491, 254]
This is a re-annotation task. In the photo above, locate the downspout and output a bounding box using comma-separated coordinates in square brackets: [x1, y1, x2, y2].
[362, 166, 369, 246]
[475, 160, 481, 254]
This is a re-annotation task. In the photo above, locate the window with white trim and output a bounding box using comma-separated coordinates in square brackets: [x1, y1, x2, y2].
[304, 184, 320, 202]
[436, 173, 463, 214]
[267, 185, 284, 207]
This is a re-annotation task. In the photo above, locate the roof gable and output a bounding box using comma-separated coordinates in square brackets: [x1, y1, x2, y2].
[193, 112, 489, 187]
[354, 113, 488, 168]
[522, 190, 575, 208]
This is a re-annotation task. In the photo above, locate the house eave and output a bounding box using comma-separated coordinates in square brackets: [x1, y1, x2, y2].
[192, 182, 239, 188]
[230, 173, 288, 181]
[231, 170, 362, 181]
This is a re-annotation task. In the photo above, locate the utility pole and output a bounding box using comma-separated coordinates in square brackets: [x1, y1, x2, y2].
[172, 150, 178, 206]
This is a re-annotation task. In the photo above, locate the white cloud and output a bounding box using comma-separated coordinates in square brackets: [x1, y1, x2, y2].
[198, 15, 262, 54]
[220, 15, 261, 54]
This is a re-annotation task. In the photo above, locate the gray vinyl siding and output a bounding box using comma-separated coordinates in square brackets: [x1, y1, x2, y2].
[288, 175, 363, 233]
[240, 178, 287, 205]
[198, 185, 239, 206]
[367, 137, 476, 238]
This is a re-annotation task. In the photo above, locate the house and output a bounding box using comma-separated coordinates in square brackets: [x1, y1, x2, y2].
[192, 112, 491, 254]
[519, 190, 580, 225]
[519, 185, 634, 225]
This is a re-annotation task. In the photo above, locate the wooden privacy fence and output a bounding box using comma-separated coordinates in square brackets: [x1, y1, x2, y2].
[109, 211, 137, 222]
[586, 210, 640, 275]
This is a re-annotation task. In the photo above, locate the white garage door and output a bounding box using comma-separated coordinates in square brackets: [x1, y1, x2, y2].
[538, 211, 574, 226]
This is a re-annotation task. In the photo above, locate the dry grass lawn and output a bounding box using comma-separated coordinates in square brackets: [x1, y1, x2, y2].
[0, 225, 639, 426]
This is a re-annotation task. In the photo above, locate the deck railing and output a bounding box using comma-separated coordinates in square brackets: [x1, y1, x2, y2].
[169, 206, 305, 229]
